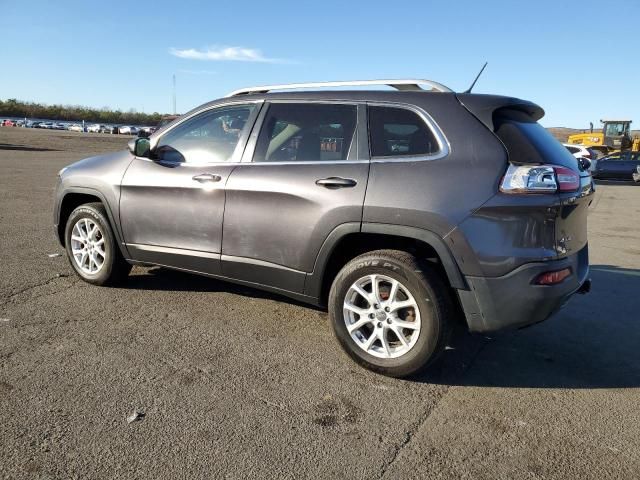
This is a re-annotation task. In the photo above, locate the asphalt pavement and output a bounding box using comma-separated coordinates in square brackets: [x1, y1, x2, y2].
[1, 127, 639, 479]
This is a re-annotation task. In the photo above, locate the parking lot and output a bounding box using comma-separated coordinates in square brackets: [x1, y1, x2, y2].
[1, 127, 639, 479]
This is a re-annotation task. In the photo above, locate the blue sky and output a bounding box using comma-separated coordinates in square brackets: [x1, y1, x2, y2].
[1, 0, 638, 127]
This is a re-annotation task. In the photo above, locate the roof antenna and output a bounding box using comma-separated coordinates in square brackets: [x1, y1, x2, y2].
[463, 62, 488, 94]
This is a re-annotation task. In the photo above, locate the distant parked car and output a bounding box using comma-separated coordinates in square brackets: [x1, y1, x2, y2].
[156, 115, 179, 130]
[87, 124, 101, 133]
[592, 150, 640, 181]
[100, 125, 116, 134]
[563, 143, 599, 171]
[118, 126, 139, 135]
[2, 119, 15, 127]
[563, 143, 597, 160]
[40, 122, 54, 129]
[68, 124, 84, 132]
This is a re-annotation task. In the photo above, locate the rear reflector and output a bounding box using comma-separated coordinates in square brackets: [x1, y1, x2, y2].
[534, 268, 572, 285]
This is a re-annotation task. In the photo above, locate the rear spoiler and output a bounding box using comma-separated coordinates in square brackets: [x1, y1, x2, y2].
[455, 93, 545, 132]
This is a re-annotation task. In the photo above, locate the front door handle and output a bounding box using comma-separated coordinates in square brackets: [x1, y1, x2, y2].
[315, 177, 357, 189]
[192, 173, 222, 183]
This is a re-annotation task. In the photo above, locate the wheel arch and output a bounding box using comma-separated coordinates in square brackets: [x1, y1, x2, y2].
[305, 223, 467, 306]
[56, 187, 129, 258]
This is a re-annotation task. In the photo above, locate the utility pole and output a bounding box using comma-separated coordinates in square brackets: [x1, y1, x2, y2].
[172, 74, 176, 115]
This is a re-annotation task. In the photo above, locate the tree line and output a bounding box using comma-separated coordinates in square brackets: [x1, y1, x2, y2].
[0, 98, 169, 125]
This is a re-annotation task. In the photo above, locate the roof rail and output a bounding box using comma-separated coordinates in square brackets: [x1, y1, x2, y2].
[226, 79, 453, 97]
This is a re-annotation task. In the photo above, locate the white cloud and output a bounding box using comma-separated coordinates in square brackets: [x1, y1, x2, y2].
[169, 46, 285, 63]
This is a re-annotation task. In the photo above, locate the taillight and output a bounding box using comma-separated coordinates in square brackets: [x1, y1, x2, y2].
[553, 166, 580, 191]
[500, 164, 580, 194]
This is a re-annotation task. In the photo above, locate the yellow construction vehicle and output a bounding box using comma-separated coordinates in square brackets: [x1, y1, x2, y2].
[567, 119, 640, 154]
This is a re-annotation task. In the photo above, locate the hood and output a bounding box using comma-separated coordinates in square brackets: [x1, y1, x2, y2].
[59, 149, 134, 194]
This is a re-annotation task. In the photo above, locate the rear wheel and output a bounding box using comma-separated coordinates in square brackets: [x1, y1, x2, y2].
[64, 203, 131, 285]
[328, 250, 452, 378]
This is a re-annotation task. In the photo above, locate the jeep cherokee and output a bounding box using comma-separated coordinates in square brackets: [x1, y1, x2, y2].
[53, 79, 593, 377]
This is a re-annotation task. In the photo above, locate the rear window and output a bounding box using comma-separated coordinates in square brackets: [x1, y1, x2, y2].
[368, 106, 439, 157]
[494, 109, 579, 171]
[253, 103, 357, 163]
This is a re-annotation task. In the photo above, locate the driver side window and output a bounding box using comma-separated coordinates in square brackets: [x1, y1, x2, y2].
[606, 152, 631, 161]
[155, 104, 256, 164]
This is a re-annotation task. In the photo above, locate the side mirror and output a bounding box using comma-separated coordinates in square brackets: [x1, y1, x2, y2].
[578, 157, 591, 171]
[128, 137, 151, 158]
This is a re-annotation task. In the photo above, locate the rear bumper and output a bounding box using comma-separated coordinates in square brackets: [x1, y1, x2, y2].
[457, 244, 589, 333]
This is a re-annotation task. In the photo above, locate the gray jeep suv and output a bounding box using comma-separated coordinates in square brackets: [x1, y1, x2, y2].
[53, 79, 593, 377]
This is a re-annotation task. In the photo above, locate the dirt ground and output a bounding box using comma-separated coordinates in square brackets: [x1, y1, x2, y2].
[1, 127, 639, 479]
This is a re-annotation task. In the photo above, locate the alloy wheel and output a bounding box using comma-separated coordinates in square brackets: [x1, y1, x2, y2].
[70, 218, 106, 274]
[343, 274, 421, 359]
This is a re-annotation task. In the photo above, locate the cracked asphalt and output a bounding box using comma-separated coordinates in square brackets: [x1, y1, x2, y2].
[1, 128, 639, 479]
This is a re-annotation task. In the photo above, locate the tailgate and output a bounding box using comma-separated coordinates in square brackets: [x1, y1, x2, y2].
[554, 173, 593, 257]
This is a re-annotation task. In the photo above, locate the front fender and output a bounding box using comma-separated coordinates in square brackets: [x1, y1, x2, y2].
[54, 186, 130, 259]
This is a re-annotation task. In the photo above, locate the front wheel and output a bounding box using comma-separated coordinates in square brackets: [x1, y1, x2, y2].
[64, 203, 131, 286]
[328, 250, 452, 378]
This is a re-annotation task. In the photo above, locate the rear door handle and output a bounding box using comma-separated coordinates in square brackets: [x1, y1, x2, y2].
[315, 177, 357, 189]
[192, 173, 222, 183]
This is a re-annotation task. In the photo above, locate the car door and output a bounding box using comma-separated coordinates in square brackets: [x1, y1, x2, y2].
[631, 152, 640, 179]
[120, 102, 261, 274]
[616, 150, 633, 180]
[221, 101, 369, 293]
[610, 151, 632, 179]
[620, 151, 640, 180]
[595, 152, 622, 179]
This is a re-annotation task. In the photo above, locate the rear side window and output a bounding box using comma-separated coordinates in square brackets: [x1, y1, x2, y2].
[253, 103, 357, 162]
[494, 109, 579, 171]
[368, 106, 439, 157]
[604, 151, 631, 161]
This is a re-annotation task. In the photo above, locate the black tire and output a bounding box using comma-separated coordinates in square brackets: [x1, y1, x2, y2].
[328, 249, 453, 378]
[64, 202, 131, 286]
